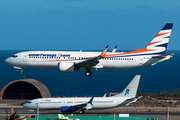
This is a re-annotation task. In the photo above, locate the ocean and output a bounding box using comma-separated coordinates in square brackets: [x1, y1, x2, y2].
[0, 50, 180, 97]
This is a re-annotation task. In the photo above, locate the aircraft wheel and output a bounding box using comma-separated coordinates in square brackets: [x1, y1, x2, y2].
[79, 109, 85, 114]
[85, 70, 92, 77]
[20, 69, 23, 75]
[79, 110, 83, 114]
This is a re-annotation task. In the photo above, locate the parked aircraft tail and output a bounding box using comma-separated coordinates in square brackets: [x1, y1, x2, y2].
[112, 75, 141, 98]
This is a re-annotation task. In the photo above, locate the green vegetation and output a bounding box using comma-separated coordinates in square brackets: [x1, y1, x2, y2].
[5, 108, 23, 120]
[137, 89, 180, 98]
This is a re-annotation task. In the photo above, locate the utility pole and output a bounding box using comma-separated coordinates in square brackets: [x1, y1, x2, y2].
[167, 106, 169, 120]
[37, 103, 39, 120]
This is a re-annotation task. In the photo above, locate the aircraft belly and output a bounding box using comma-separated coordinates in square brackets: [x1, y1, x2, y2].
[92, 103, 117, 109]
[100, 60, 140, 69]
[15, 62, 29, 68]
[28, 62, 58, 68]
[39, 104, 61, 110]
[141, 57, 163, 66]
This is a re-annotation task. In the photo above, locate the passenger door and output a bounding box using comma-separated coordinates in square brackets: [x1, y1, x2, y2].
[139, 56, 143, 64]
[23, 54, 28, 62]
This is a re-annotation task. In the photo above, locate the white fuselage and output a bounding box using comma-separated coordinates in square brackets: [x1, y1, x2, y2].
[23, 75, 141, 111]
[5, 51, 163, 70]
[23, 97, 130, 110]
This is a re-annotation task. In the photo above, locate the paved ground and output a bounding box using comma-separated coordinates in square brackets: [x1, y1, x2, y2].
[0, 99, 180, 120]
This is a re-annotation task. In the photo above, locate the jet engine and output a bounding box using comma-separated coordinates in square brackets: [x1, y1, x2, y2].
[58, 62, 77, 72]
[61, 106, 73, 112]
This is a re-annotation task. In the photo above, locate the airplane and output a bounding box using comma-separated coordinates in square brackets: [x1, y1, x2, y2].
[5, 23, 173, 76]
[23, 75, 142, 113]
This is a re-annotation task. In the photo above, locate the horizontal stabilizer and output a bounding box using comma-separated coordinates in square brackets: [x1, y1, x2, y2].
[152, 53, 174, 58]
[151, 54, 173, 66]
[126, 96, 142, 101]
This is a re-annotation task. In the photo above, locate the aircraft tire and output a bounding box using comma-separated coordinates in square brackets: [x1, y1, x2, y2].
[20, 69, 23, 75]
[85, 70, 92, 77]
[79, 109, 85, 114]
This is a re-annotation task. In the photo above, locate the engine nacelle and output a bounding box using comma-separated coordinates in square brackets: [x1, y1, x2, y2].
[58, 62, 77, 72]
[61, 106, 73, 112]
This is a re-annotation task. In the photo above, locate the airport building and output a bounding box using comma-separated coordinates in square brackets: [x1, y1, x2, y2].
[0, 79, 51, 99]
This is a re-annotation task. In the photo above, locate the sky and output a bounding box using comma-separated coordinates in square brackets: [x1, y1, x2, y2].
[0, 0, 180, 50]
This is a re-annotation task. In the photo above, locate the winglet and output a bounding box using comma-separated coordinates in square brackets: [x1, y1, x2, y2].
[88, 96, 94, 106]
[112, 46, 117, 52]
[100, 45, 108, 59]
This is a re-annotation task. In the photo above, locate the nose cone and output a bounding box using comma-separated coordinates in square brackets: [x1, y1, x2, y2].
[5, 58, 11, 64]
[23, 103, 28, 108]
[22, 103, 26, 108]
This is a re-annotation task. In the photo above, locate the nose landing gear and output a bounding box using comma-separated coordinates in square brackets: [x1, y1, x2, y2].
[20, 69, 23, 75]
[13, 66, 23, 75]
[85, 70, 92, 77]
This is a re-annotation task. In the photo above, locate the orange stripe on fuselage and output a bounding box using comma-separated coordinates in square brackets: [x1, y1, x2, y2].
[106, 39, 164, 57]
[107, 47, 155, 57]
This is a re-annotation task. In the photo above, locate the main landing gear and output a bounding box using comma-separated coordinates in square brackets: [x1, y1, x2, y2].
[20, 69, 23, 75]
[85, 70, 92, 77]
[79, 109, 85, 113]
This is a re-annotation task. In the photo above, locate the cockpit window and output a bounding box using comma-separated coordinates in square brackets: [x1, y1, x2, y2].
[12, 55, 18, 58]
[27, 101, 32, 103]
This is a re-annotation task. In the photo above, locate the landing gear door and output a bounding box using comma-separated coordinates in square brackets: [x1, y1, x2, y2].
[23, 54, 28, 62]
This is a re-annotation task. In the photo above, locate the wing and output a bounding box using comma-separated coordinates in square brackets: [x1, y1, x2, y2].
[75, 46, 108, 69]
[71, 96, 94, 111]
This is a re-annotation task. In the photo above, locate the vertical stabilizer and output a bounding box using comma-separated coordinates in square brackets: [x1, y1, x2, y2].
[144, 23, 173, 55]
[128, 23, 173, 56]
[112, 75, 141, 98]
